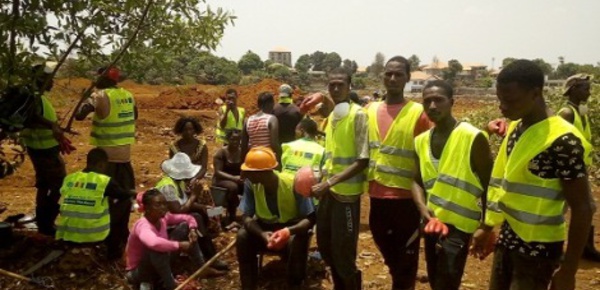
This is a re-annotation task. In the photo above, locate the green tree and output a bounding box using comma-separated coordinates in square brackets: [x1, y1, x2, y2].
[342, 59, 358, 74]
[532, 58, 553, 76]
[0, 0, 235, 87]
[555, 62, 580, 79]
[237, 50, 263, 75]
[322, 52, 342, 72]
[190, 52, 240, 85]
[502, 57, 517, 68]
[408, 54, 420, 71]
[295, 54, 312, 73]
[443, 59, 463, 81]
[311, 51, 327, 71]
[368, 52, 385, 78]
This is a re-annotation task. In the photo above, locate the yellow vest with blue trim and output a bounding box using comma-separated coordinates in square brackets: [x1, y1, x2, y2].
[216, 105, 245, 142]
[484, 116, 592, 242]
[415, 122, 484, 234]
[55, 171, 111, 243]
[281, 138, 325, 174]
[20, 95, 59, 149]
[252, 172, 298, 223]
[323, 103, 366, 195]
[367, 101, 423, 189]
[90, 88, 135, 146]
[559, 104, 592, 145]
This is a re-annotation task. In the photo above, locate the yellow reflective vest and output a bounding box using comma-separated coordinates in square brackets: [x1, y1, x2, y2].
[367, 101, 423, 189]
[155, 176, 187, 201]
[252, 172, 298, 223]
[415, 122, 484, 234]
[90, 88, 136, 146]
[281, 138, 325, 174]
[216, 105, 245, 142]
[484, 116, 592, 242]
[56, 171, 111, 243]
[20, 95, 59, 149]
[323, 103, 366, 195]
[559, 104, 592, 144]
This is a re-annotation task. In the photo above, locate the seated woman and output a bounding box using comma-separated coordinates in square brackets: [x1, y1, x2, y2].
[212, 130, 243, 226]
[126, 189, 210, 290]
[156, 152, 229, 271]
[169, 116, 208, 178]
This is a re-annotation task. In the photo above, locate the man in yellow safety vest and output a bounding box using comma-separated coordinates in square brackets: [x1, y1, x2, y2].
[413, 80, 493, 290]
[471, 60, 594, 290]
[236, 147, 315, 290]
[75, 66, 137, 260]
[217, 88, 246, 144]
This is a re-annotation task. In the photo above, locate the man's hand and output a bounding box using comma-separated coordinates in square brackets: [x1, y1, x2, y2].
[311, 181, 330, 199]
[486, 119, 507, 138]
[188, 229, 198, 243]
[179, 241, 191, 252]
[470, 226, 496, 260]
[261, 231, 273, 244]
[550, 267, 576, 290]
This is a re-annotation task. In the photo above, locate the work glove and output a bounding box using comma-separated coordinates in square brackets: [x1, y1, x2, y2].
[267, 227, 291, 251]
[299, 93, 324, 114]
[487, 118, 507, 138]
[58, 135, 76, 155]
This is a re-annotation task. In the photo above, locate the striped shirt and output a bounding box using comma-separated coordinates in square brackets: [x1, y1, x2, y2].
[246, 113, 273, 149]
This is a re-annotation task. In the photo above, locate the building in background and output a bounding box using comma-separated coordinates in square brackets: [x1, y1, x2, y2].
[269, 47, 292, 67]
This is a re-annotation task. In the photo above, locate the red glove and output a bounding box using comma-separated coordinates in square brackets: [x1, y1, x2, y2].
[267, 228, 291, 251]
[424, 218, 449, 237]
[487, 119, 507, 138]
[483, 231, 497, 258]
[299, 93, 324, 114]
[58, 136, 76, 155]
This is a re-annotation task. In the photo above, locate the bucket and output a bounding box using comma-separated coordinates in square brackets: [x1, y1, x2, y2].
[210, 186, 228, 206]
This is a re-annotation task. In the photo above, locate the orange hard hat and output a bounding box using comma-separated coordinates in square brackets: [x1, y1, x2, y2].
[294, 166, 317, 197]
[241, 147, 278, 171]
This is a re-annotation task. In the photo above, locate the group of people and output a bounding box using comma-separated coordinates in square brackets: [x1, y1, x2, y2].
[17, 55, 599, 290]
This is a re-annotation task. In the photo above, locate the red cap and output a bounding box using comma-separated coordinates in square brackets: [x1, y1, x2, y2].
[99, 66, 120, 82]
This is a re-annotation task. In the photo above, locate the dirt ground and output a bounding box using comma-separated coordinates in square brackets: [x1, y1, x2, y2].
[0, 79, 599, 289]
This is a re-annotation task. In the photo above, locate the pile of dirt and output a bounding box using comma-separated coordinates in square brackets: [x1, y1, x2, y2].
[141, 79, 303, 113]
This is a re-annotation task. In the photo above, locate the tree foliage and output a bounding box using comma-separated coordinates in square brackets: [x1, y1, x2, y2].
[310, 51, 327, 71]
[0, 0, 235, 87]
[443, 59, 463, 81]
[368, 52, 385, 78]
[408, 54, 420, 71]
[342, 59, 358, 74]
[501, 57, 517, 68]
[238, 50, 263, 75]
[532, 58, 553, 76]
[322, 52, 342, 72]
[294, 54, 312, 73]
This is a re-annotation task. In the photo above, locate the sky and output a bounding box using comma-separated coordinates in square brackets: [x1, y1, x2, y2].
[212, 0, 600, 69]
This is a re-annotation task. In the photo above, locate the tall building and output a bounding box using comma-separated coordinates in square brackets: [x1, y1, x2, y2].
[268, 47, 292, 67]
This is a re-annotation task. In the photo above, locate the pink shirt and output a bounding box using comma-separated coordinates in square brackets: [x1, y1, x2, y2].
[126, 213, 197, 270]
[369, 101, 432, 199]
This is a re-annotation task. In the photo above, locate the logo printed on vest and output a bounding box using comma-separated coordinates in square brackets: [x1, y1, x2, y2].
[64, 198, 96, 206]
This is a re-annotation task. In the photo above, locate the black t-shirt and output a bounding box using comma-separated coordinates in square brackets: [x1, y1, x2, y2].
[498, 122, 587, 259]
[273, 103, 303, 145]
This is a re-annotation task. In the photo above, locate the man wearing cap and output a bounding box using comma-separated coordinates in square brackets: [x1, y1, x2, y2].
[75, 66, 137, 260]
[273, 84, 304, 147]
[155, 152, 229, 272]
[20, 62, 69, 235]
[236, 146, 316, 290]
[558, 73, 600, 261]
[217, 88, 246, 144]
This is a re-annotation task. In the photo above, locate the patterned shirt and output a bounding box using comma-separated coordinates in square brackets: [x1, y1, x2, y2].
[498, 122, 587, 259]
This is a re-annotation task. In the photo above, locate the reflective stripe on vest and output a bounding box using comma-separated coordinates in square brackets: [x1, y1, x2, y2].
[20, 95, 59, 149]
[415, 122, 484, 233]
[281, 138, 325, 174]
[253, 172, 298, 223]
[55, 171, 111, 243]
[367, 101, 423, 189]
[216, 106, 245, 142]
[484, 117, 592, 242]
[90, 88, 135, 146]
[559, 105, 592, 165]
[324, 104, 366, 195]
